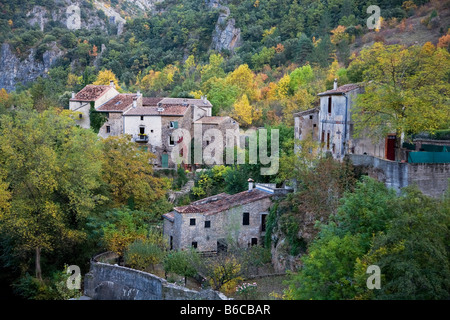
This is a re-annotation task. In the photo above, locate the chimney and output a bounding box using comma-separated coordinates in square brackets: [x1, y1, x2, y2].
[110, 80, 115, 88]
[248, 178, 254, 191]
[333, 78, 338, 90]
[133, 96, 137, 108]
[71, 91, 75, 99]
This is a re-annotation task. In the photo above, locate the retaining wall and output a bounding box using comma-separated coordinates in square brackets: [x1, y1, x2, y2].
[84, 252, 228, 300]
[347, 154, 450, 197]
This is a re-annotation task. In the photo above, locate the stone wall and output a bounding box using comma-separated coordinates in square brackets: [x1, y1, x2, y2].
[347, 154, 450, 197]
[84, 252, 229, 300]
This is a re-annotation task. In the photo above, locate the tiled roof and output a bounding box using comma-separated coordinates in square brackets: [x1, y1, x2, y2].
[143, 97, 164, 106]
[173, 189, 272, 216]
[96, 94, 138, 112]
[159, 97, 212, 107]
[194, 116, 233, 125]
[124, 105, 189, 116]
[70, 85, 114, 102]
[162, 212, 175, 222]
[293, 108, 319, 117]
[317, 83, 361, 96]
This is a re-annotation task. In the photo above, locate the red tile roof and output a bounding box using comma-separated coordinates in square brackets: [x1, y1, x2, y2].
[173, 189, 272, 216]
[96, 94, 138, 112]
[160, 97, 212, 107]
[124, 104, 189, 116]
[143, 97, 164, 106]
[194, 116, 233, 125]
[162, 212, 175, 222]
[70, 85, 114, 102]
[317, 83, 361, 96]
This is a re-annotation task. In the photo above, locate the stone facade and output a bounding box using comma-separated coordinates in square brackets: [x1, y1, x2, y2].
[348, 154, 450, 197]
[295, 81, 387, 161]
[84, 252, 229, 300]
[163, 183, 292, 252]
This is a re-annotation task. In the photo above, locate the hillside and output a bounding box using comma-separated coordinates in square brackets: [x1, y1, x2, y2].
[0, 0, 449, 125]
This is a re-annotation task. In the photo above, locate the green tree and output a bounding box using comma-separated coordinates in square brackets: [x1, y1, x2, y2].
[163, 249, 199, 285]
[101, 135, 169, 210]
[0, 109, 104, 280]
[350, 42, 450, 140]
[354, 187, 450, 300]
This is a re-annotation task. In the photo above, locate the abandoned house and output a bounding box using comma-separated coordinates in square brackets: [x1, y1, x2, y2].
[294, 80, 388, 161]
[162, 180, 291, 253]
[69, 84, 239, 168]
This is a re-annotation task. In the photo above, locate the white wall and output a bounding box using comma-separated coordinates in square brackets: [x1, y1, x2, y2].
[123, 115, 162, 147]
[69, 101, 91, 129]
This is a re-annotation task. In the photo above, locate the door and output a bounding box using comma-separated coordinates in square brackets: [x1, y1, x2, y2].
[386, 135, 396, 161]
[162, 153, 169, 168]
[217, 239, 228, 254]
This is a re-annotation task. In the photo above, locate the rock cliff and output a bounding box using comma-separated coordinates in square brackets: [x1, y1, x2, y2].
[0, 42, 64, 92]
[207, 0, 241, 53]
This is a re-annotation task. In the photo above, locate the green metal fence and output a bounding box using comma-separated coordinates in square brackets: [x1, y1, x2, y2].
[408, 151, 450, 163]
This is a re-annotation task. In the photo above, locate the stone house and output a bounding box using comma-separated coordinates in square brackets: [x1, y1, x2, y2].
[294, 80, 389, 161]
[162, 181, 291, 253]
[193, 116, 241, 151]
[69, 81, 120, 129]
[70, 84, 239, 168]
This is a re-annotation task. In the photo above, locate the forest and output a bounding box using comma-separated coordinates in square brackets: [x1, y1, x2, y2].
[0, 0, 449, 300]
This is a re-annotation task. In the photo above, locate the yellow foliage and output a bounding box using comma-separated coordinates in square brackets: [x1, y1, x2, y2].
[330, 25, 347, 44]
[93, 69, 121, 90]
[276, 74, 290, 100]
[233, 94, 253, 126]
[190, 90, 203, 99]
[0, 88, 9, 104]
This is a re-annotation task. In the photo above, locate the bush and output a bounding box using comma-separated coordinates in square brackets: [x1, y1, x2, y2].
[124, 239, 166, 271]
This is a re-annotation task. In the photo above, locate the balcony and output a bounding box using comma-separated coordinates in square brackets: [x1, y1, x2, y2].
[135, 134, 149, 143]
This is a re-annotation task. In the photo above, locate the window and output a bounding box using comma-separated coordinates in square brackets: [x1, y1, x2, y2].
[251, 238, 258, 246]
[327, 132, 330, 150]
[321, 130, 325, 143]
[140, 116, 144, 121]
[79, 114, 83, 119]
[151, 129, 154, 133]
[169, 135, 175, 146]
[190, 218, 196, 226]
[309, 115, 313, 120]
[170, 121, 178, 129]
[205, 221, 211, 228]
[328, 96, 332, 114]
[192, 242, 197, 249]
[243, 212, 250, 225]
[261, 214, 267, 232]
[106, 126, 111, 133]
[139, 127, 145, 135]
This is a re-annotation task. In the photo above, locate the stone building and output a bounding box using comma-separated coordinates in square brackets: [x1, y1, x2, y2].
[69, 81, 120, 129]
[69, 84, 239, 168]
[162, 181, 291, 253]
[294, 80, 388, 161]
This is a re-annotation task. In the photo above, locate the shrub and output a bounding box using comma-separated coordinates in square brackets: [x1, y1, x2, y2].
[124, 239, 166, 271]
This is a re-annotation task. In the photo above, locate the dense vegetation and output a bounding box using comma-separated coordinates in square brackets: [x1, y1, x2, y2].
[0, 0, 449, 300]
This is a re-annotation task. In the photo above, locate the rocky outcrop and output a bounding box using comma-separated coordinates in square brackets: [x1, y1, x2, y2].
[208, 0, 241, 52]
[0, 42, 64, 92]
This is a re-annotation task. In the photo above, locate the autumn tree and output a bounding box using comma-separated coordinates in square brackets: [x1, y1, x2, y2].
[349, 42, 450, 141]
[101, 135, 169, 210]
[233, 94, 261, 127]
[226, 64, 258, 101]
[0, 109, 105, 280]
[93, 69, 121, 90]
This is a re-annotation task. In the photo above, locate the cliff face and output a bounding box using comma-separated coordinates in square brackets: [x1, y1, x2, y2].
[207, 0, 241, 53]
[0, 42, 64, 92]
